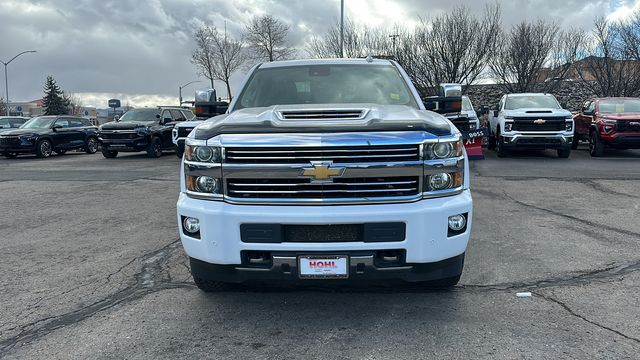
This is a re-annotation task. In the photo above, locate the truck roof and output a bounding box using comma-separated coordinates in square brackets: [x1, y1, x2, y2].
[506, 93, 555, 97]
[258, 58, 394, 69]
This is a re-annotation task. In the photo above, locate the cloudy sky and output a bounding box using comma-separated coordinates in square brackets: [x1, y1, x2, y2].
[1, 0, 639, 108]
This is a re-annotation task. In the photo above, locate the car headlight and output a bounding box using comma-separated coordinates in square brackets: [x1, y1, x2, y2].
[172, 129, 178, 139]
[19, 134, 37, 141]
[422, 140, 462, 160]
[185, 145, 222, 163]
[504, 122, 513, 132]
[469, 123, 477, 130]
[186, 176, 221, 194]
[426, 172, 463, 191]
[136, 128, 149, 136]
[565, 121, 573, 131]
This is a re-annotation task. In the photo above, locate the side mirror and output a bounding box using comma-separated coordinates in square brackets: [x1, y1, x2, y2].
[52, 124, 63, 131]
[114, 115, 120, 122]
[493, 110, 499, 117]
[163, 118, 172, 124]
[583, 109, 594, 116]
[560, 102, 567, 109]
[479, 105, 489, 115]
[156, 114, 161, 119]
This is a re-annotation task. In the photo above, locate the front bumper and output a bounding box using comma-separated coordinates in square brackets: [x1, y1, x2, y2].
[501, 133, 572, 150]
[99, 138, 149, 152]
[177, 189, 472, 281]
[0, 144, 35, 154]
[603, 133, 640, 148]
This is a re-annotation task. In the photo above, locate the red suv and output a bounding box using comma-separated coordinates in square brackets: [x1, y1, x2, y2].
[573, 98, 640, 156]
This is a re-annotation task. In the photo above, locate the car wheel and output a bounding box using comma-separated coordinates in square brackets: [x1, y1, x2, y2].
[193, 276, 229, 292]
[85, 137, 98, 154]
[557, 148, 571, 158]
[589, 131, 605, 157]
[3, 152, 18, 159]
[146, 136, 163, 158]
[36, 139, 53, 158]
[571, 135, 579, 150]
[55, 149, 67, 155]
[101, 147, 118, 158]
[487, 131, 496, 150]
[496, 133, 508, 158]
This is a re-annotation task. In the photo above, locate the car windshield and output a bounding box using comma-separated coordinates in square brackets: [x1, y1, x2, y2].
[234, 64, 418, 110]
[598, 99, 640, 113]
[0, 118, 14, 127]
[505, 95, 560, 110]
[119, 109, 160, 122]
[462, 96, 474, 112]
[20, 116, 55, 129]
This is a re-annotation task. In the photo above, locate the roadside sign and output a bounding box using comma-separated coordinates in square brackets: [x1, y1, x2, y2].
[108, 99, 121, 108]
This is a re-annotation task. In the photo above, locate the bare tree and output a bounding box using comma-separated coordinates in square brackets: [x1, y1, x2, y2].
[0, 96, 6, 115]
[490, 20, 584, 93]
[64, 92, 83, 115]
[307, 19, 392, 58]
[191, 25, 247, 99]
[244, 15, 295, 62]
[578, 16, 640, 97]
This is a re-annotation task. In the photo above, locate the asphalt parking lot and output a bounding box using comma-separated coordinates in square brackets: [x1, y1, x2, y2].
[0, 146, 639, 359]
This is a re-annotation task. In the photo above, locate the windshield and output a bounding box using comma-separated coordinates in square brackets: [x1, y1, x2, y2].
[505, 95, 560, 110]
[234, 64, 418, 110]
[598, 99, 640, 113]
[119, 109, 160, 122]
[0, 118, 13, 127]
[20, 116, 55, 129]
[462, 96, 474, 112]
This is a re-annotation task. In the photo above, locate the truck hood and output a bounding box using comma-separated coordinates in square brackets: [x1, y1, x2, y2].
[504, 108, 572, 118]
[100, 121, 151, 130]
[193, 104, 453, 140]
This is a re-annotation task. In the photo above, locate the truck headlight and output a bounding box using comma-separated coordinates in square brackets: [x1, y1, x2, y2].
[185, 145, 222, 163]
[426, 172, 463, 191]
[565, 121, 573, 131]
[422, 140, 462, 159]
[187, 176, 221, 194]
[504, 123, 512, 132]
[136, 128, 149, 136]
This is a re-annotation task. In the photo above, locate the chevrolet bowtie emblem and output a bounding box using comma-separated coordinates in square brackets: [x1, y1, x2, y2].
[301, 162, 345, 182]
[533, 119, 546, 124]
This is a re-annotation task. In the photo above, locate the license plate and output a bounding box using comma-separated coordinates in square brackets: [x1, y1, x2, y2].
[298, 255, 349, 279]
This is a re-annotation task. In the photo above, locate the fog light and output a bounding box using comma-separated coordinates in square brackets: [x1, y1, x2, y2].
[429, 173, 452, 190]
[448, 214, 466, 231]
[196, 176, 219, 193]
[183, 217, 200, 233]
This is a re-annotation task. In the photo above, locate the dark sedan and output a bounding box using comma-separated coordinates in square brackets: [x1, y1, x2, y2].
[0, 115, 99, 158]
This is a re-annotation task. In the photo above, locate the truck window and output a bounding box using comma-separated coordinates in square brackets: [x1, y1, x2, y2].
[598, 98, 640, 113]
[504, 95, 561, 110]
[234, 64, 418, 110]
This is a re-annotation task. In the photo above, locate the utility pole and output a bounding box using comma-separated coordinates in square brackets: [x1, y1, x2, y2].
[1, 50, 37, 115]
[389, 34, 399, 59]
[179, 80, 201, 106]
[340, 0, 344, 58]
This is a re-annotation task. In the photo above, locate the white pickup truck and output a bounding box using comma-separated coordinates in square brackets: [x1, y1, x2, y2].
[488, 93, 574, 158]
[177, 58, 473, 291]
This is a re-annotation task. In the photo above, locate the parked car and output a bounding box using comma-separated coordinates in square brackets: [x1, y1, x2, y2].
[461, 96, 480, 130]
[98, 107, 191, 158]
[573, 97, 640, 156]
[177, 59, 472, 292]
[0, 115, 98, 158]
[173, 90, 225, 158]
[488, 93, 574, 158]
[0, 116, 29, 133]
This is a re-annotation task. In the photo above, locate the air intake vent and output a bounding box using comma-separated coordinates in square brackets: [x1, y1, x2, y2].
[279, 109, 365, 120]
[524, 110, 553, 113]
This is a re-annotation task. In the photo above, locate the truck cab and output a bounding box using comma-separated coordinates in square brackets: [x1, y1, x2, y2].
[573, 97, 640, 156]
[488, 93, 574, 158]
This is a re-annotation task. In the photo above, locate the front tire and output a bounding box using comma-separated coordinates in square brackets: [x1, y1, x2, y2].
[496, 134, 508, 158]
[146, 136, 163, 158]
[35, 139, 53, 158]
[101, 147, 118, 158]
[85, 137, 98, 154]
[193, 276, 229, 292]
[557, 148, 571, 158]
[487, 130, 496, 150]
[589, 131, 605, 157]
[571, 135, 579, 149]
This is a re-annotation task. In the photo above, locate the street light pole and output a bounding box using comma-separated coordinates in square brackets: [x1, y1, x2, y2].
[179, 80, 201, 106]
[1, 50, 37, 116]
[340, 0, 344, 58]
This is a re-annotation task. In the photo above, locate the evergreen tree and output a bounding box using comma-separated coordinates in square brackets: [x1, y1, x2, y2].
[42, 76, 70, 115]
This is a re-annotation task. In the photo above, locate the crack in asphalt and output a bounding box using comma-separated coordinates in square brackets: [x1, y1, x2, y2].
[532, 290, 640, 344]
[0, 239, 192, 357]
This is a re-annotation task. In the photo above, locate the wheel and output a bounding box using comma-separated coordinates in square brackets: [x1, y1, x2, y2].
[571, 135, 579, 150]
[557, 148, 571, 158]
[487, 131, 496, 150]
[426, 275, 461, 288]
[496, 133, 508, 158]
[55, 149, 67, 155]
[101, 147, 118, 158]
[85, 137, 98, 154]
[193, 276, 229, 292]
[589, 131, 605, 157]
[146, 136, 163, 158]
[35, 139, 53, 158]
[3, 152, 18, 159]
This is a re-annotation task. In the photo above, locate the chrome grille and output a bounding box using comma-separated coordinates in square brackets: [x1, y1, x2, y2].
[226, 176, 420, 199]
[100, 131, 138, 140]
[280, 109, 364, 120]
[225, 145, 420, 164]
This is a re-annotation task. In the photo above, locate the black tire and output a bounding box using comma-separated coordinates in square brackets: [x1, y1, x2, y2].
[101, 147, 118, 158]
[85, 137, 98, 154]
[193, 276, 229, 292]
[146, 136, 163, 158]
[589, 131, 605, 157]
[35, 139, 53, 158]
[557, 148, 571, 158]
[487, 131, 496, 150]
[3, 152, 18, 159]
[496, 133, 508, 158]
[55, 149, 66, 155]
[571, 135, 579, 150]
[427, 275, 461, 288]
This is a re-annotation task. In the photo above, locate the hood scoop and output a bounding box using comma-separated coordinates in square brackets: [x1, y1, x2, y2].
[277, 109, 367, 120]
[525, 110, 553, 113]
